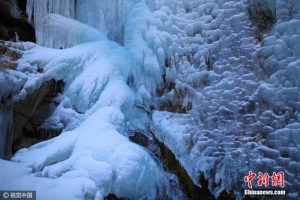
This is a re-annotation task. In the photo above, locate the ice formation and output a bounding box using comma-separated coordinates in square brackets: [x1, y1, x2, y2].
[149, 0, 300, 199]
[26, 0, 131, 46]
[0, 40, 174, 199]
[0, 0, 300, 199]
[34, 14, 106, 49]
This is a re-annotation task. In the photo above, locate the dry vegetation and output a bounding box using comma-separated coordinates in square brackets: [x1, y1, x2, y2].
[0, 42, 22, 70]
[248, 4, 276, 42]
[158, 86, 193, 113]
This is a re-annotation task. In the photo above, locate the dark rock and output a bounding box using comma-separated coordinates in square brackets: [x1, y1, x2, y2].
[0, 0, 35, 42]
[16, 0, 27, 15]
[12, 20, 35, 42]
[104, 194, 129, 200]
[0, 23, 9, 39]
[3, 79, 64, 159]
[129, 131, 150, 147]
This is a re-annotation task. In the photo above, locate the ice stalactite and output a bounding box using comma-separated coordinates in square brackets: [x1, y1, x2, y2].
[26, 0, 131, 47]
[76, 0, 132, 45]
[26, 0, 76, 24]
[36, 14, 106, 49]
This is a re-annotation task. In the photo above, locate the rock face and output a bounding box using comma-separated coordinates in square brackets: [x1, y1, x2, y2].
[0, 71, 23, 159]
[3, 80, 64, 159]
[0, 0, 35, 42]
[0, 100, 13, 159]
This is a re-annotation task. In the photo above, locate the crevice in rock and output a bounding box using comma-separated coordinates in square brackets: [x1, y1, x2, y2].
[3, 79, 64, 159]
[128, 128, 222, 200]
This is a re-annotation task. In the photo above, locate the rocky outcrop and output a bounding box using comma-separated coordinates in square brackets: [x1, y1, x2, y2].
[3, 79, 64, 159]
[0, 0, 35, 42]
[0, 71, 23, 159]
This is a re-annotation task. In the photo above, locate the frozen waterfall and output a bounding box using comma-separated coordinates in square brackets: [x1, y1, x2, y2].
[1, 0, 300, 199]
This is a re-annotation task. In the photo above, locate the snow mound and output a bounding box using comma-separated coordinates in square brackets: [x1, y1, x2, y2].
[8, 107, 163, 200]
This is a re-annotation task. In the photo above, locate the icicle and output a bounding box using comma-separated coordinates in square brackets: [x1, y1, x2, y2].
[26, 0, 34, 24]
[14, 32, 19, 42]
[37, 14, 106, 49]
[26, 0, 132, 47]
[75, 0, 132, 44]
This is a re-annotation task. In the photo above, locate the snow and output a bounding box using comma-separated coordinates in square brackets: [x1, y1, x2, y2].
[8, 107, 164, 200]
[23, 41, 135, 129]
[0, 159, 105, 200]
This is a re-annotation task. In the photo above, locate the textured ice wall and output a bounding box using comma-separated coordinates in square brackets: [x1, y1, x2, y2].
[148, 0, 300, 199]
